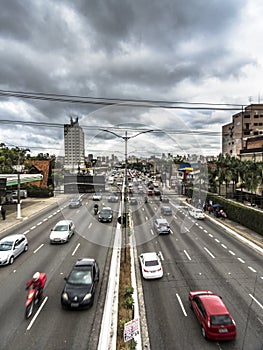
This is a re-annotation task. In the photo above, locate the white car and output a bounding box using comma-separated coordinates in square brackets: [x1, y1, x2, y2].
[189, 208, 205, 220]
[139, 252, 163, 279]
[50, 220, 75, 244]
[0, 234, 28, 265]
[92, 193, 102, 201]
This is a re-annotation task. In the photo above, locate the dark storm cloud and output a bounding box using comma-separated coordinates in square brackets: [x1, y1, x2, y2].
[0, 0, 255, 155]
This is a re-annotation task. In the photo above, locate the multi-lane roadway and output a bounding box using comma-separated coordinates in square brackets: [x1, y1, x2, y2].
[133, 196, 263, 350]
[0, 189, 262, 350]
[0, 196, 117, 350]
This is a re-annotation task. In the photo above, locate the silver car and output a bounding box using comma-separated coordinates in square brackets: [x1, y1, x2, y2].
[0, 234, 28, 265]
[50, 220, 75, 244]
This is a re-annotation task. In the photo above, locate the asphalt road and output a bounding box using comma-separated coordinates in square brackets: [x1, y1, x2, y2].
[1, 191, 263, 350]
[0, 196, 118, 350]
[132, 196, 263, 350]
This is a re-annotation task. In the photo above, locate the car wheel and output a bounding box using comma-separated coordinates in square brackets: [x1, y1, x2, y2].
[24, 244, 28, 252]
[201, 326, 207, 339]
[9, 256, 14, 265]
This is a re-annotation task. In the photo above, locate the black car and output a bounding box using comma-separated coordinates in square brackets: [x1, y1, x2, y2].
[98, 207, 113, 222]
[61, 258, 100, 309]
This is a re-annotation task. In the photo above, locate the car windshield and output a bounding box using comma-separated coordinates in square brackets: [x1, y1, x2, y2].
[0, 242, 13, 251]
[145, 259, 159, 267]
[210, 314, 232, 325]
[68, 268, 92, 285]
[54, 225, 69, 231]
[101, 210, 112, 215]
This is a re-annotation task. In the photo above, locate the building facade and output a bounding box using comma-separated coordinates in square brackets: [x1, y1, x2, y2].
[222, 104, 263, 157]
[64, 117, 85, 170]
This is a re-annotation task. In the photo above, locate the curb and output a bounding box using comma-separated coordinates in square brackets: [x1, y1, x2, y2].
[130, 234, 151, 350]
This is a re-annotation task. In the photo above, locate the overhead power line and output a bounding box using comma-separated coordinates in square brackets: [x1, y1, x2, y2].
[0, 118, 222, 136]
[0, 89, 246, 110]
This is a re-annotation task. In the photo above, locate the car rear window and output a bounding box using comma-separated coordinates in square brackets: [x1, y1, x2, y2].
[145, 260, 159, 267]
[210, 314, 232, 325]
[55, 225, 68, 231]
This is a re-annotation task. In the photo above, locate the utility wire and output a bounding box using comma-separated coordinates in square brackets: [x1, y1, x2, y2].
[0, 118, 222, 136]
[0, 88, 247, 110]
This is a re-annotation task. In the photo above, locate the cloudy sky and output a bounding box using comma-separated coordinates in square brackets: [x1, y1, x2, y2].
[0, 0, 262, 159]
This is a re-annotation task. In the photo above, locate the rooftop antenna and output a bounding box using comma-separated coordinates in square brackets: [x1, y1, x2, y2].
[258, 92, 261, 103]
[248, 96, 253, 104]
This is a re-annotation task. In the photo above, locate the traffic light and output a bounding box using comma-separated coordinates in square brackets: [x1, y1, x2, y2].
[117, 214, 127, 227]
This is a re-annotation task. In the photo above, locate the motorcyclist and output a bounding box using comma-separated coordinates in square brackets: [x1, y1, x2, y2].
[26, 272, 47, 299]
[94, 203, 99, 214]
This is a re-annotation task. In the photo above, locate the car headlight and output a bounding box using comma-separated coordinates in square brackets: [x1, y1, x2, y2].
[83, 293, 92, 301]
[62, 292, 68, 301]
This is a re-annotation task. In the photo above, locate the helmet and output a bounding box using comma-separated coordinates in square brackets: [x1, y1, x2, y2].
[33, 272, 40, 281]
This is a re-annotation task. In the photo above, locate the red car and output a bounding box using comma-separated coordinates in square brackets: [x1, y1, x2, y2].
[189, 290, 236, 341]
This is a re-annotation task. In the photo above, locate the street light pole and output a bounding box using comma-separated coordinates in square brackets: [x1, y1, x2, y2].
[101, 128, 154, 262]
[16, 153, 22, 219]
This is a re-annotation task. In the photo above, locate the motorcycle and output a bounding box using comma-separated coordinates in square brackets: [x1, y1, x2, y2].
[25, 286, 43, 319]
[94, 205, 99, 215]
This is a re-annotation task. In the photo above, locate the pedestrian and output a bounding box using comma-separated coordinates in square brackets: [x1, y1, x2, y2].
[1, 205, 6, 220]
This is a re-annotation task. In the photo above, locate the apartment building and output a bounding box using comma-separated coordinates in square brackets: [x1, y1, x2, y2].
[222, 104, 263, 157]
[64, 117, 85, 170]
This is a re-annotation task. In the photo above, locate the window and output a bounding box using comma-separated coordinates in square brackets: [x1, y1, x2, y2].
[244, 114, 250, 118]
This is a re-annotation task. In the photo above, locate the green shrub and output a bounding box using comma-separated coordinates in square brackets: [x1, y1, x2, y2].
[124, 286, 134, 297]
[123, 296, 134, 309]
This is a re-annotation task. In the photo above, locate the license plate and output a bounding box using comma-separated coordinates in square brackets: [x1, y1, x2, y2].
[71, 302, 79, 307]
[219, 328, 228, 333]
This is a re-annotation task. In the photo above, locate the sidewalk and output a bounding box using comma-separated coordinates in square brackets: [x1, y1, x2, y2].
[0, 197, 59, 234]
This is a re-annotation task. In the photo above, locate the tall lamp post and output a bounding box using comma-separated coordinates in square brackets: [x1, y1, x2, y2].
[101, 129, 153, 262]
[13, 156, 24, 219]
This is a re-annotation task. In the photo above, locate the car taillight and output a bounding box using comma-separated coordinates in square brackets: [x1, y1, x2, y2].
[207, 316, 211, 328]
[144, 269, 149, 273]
[157, 268, 162, 271]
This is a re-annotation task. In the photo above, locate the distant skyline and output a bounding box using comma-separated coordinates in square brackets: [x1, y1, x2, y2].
[0, 0, 263, 157]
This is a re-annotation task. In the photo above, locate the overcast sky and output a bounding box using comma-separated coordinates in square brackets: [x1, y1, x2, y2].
[0, 0, 262, 159]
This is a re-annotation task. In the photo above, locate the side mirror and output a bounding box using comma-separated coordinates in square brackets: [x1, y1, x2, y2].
[64, 277, 68, 281]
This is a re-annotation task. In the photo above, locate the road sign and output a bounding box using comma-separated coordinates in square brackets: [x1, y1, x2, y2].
[124, 317, 140, 343]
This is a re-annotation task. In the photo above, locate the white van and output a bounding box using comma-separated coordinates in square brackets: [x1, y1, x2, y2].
[189, 208, 205, 220]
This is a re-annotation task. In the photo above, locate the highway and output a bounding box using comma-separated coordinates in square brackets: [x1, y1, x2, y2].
[0, 190, 263, 350]
[0, 195, 118, 350]
[133, 195, 263, 350]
